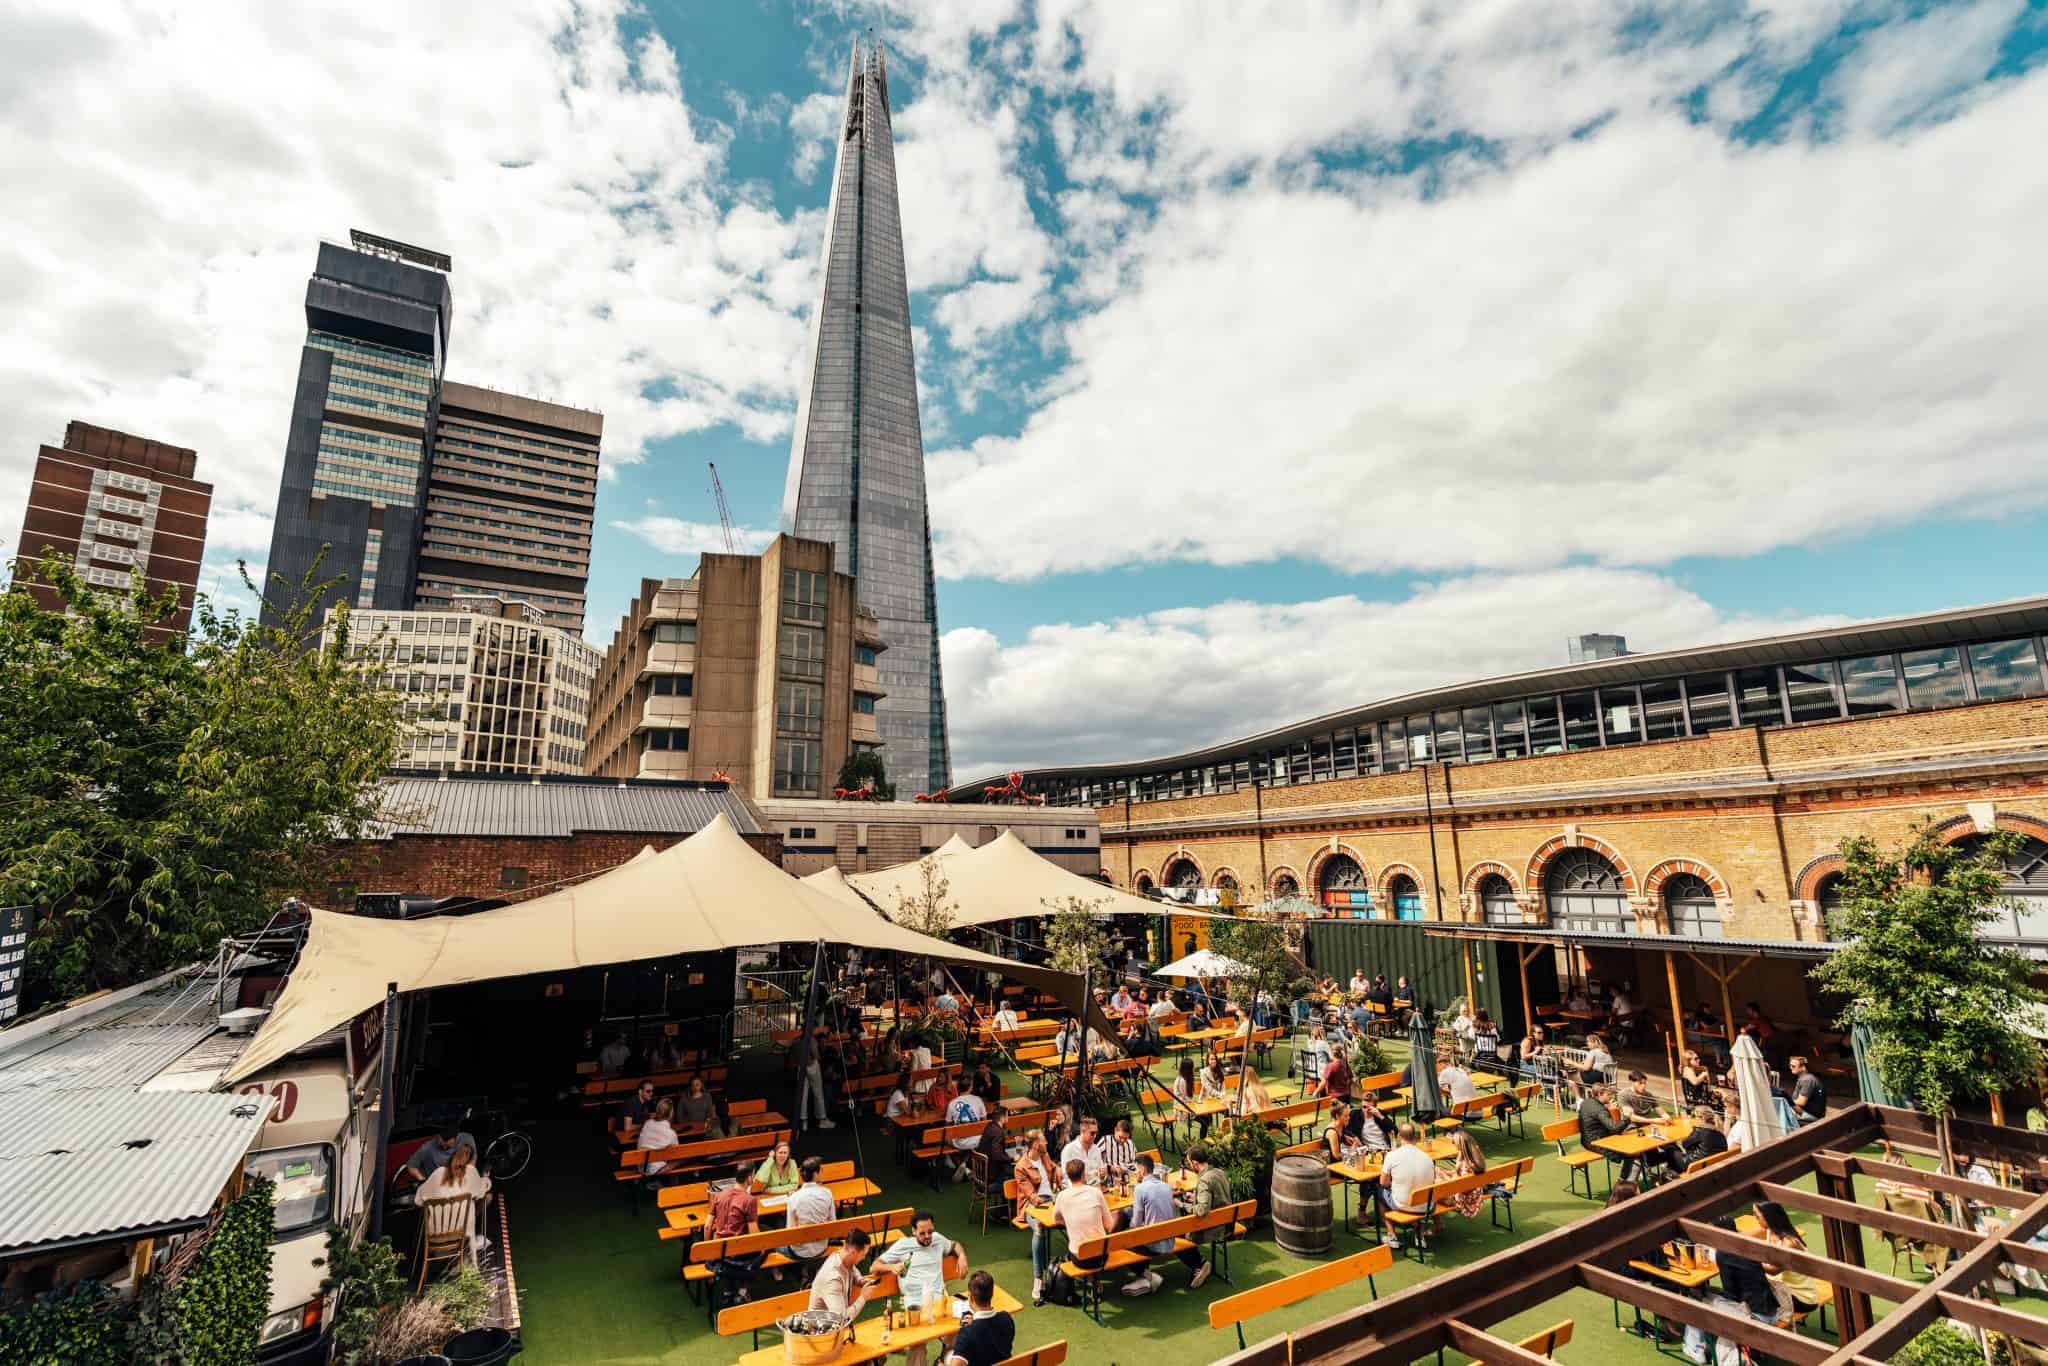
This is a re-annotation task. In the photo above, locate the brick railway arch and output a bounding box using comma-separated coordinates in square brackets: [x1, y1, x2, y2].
[1525, 831, 1639, 899]
[1461, 860, 1522, 921]
[1792, 853, 1844, 904]
[1641, 858, 1730, 902]
[1160, 853, 1205, 889]
[1930, 811, 2048, 846]
[1375, 861, 1428, 917]
[1305, 843, 1372, 897]
[1210, 866, 1242, 892]
[1267, 866, 1304, 899]
[1132, 869, 1155, 895]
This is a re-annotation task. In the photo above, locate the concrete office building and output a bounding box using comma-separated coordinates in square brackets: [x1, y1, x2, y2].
[324, 593, 597, 775]
[12, 421, 213, 637]
[414, 382, 601, 633]
[584, 535, 885, 799]
[783, 39, 952, 799]
[260, 231, 453, 631]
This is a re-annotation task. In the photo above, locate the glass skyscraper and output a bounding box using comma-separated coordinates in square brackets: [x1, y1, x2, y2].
[783, 39, 953, 797]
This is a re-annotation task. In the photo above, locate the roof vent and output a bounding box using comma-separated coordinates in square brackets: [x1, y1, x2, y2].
[219, 1006, 269, 1036]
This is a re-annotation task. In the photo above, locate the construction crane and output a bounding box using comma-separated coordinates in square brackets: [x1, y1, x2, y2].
[707, 462, 737, 553]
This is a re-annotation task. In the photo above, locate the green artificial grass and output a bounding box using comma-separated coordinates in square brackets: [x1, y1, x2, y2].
[499, 1041, 1974, 1366]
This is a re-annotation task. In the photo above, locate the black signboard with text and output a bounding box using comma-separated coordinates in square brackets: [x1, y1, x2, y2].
[0, 907, 31, 1023]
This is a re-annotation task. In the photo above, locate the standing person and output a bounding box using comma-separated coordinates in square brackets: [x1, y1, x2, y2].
[808, 1227, 875, 1318]
[1012, 1130, 1062, 1304]
[1180, 1144, 1233, 1289]
[944, 1269, 1016, 1366]
[781, 1156, 838, 1266]
[415, 1140, 493, 1253]
[1374, 1124, 1437, 1250]
[708, 1158, 764, 1304]
[1052, 1159, 1116, 1275]
[1472, 1011, 1502, 1067]
[1578, 1082, 1638, 1183]
[793, 1026, 836, 1132]
[1787, 1056, 1827, 1125]
[636, 1099, 680, 1179]
[876, 1211, 966, 1366]
[1450, 1003, 1476, 1048]
[1119, 1154, 1176, 1297]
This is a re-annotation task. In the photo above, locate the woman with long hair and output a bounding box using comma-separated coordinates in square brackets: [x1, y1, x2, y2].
[1173, 1056, 1210, 1140]
[1014, 1129, 1063, 1305]
[637, 1098, 679, 1178]
[1680, 1050, 1716, 1110]
[417, 1140, 492, 1251]
[1755, 1200, 1831, 1323]
[1444, 1128, 1488, 1217]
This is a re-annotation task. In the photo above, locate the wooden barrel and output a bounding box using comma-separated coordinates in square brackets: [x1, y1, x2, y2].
[1270, 1153, 1334, 1258]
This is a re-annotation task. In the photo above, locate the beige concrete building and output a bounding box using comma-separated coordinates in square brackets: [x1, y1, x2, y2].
[326, 593, 597, 775]
[413, 381, 602, 634]
[755, 798, 1099, 877]
[583, 535, 885, 798]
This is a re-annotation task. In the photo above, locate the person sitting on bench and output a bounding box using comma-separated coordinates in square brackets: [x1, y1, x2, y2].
[1120, 1154, 1176, 1298]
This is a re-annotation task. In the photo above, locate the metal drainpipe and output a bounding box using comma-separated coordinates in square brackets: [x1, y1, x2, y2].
[1254, 780, 1267, 894]
[1422, 763, 1445, 921]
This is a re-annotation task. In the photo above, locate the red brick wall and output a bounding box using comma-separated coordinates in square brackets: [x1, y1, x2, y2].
[304, 831, 784, 906]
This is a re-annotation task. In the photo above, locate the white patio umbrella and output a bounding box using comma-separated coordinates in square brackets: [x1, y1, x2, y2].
[1155, 948, 1251, 979]
[1730, 1033, 1787, 1146]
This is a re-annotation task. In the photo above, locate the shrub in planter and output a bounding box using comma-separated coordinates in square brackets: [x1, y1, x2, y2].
[1207, 1119, 1281, 1213]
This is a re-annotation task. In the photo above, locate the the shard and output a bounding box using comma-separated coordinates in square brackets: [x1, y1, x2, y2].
[783, 39, 953, 798]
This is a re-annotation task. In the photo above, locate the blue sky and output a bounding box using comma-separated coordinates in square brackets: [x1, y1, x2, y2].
[3, 0, 2046, 776]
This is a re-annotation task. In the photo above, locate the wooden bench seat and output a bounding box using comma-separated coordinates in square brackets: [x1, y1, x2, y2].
[1540, 1117, 1610, 1199]
[912, 1108, 1052, 1164]
[1059, 1199, 1252, 1323]
[994, 1343, 1067, 1366]
[1432, 1091, 1512, 1133]
[582, 1065, 725, 1107]
[654, 1160, 863, 1241]
[1378, 1157, 1537, 1262]
[616, 1128, 789, 1215]
[686, 1205, 920, 1320]
[1207, 1245, 1391, 1351]
[1517, 1319, 1574, 1357]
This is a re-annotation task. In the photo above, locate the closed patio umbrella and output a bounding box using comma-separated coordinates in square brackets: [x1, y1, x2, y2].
[1405, 1010, 1444, 1120]
[1851, 1021, 1907, 1108]
[1731, 1033, 1786, 1145]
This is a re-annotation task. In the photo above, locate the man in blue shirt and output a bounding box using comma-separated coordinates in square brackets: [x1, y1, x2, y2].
[398, 1124, 478, 1190]
[1119, 1154, 1179, 1297]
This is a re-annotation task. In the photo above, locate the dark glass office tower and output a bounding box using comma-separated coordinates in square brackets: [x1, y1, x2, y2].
[782, 39, 953, 797]
[259, 231, 452, 631]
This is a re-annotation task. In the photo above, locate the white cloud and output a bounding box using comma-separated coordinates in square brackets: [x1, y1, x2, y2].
[941, 567, 1848, 776]
[928, 66, 2048, 581]
[788, 91, 841, 182]
[1826, 0, 2026, 135]
[930, 278, 1041, 352]
[0, 0, 815, 586]
[892, 75, 1052, 295]
[611, 516, 777, 558]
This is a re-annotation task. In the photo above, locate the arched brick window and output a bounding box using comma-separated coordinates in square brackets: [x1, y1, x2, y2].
[1545, 847, 1630, 934]
[1955, 833, 2048, 941]
[1663, 872, 1721, 939]
[1478, 873, 1520, 925]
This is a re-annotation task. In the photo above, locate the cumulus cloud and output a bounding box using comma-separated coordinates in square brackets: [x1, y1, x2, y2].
[928, 64, 2048, 581]
[612, 516, 777, 557]
[941, 567, 1849, 776]
[0, 0, 815, 591]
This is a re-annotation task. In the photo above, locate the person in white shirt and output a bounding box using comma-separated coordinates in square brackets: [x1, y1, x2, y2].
[1374, 1124, 1438, 1248]
[1109, 986, 1132, 1013]
[1060, 1116, 1104, 1180]
[1724, 1095, 1752, 1153]
[910, 1042, 936, 1097]
[1348, 971, 1370, 997]
[781, 1157, 838, 1261]
[416, 1140, 493, 1252]
[993, 1003, 1021, 1031]
[597, 1033, 630, 1075]
[1148, 994, 1177, 1020]
[884, 1067, 915, 1120]
[1566, 988, 1593, 1014]
[1436, 1054, 1477, 1105]
[1451, 1004, 1476, 1046]
[636, 1099, 680, 1176]
[944, 1089, 989, 1182]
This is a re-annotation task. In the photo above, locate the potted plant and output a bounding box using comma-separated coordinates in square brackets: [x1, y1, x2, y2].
[1206, 1117, 1280, 1219]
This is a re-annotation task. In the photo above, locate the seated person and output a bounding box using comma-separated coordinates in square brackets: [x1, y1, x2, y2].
[1662, 1106, 1727, 1176]
[618, 1079, 659, 1129]
[781, 1156, 838, 1269]
[755, 1139, 802, 1196]
[1437, 1053, 1477, 1105]
[398, 1124, 478, 1189]
[638, 1099, 681, 1178]
[1391, 977, 1416, 1011]
[1578, 1082, 1640, 1182]
[1618, 1071, 1665, 1125]
[945, 1269, 1015, 1366]
[597, 1031, 631, 1075]
[807, 1227, 873, 1317]
[991, 1002, 1021, 1032]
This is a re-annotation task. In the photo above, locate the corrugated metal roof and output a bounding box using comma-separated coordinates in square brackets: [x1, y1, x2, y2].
[364, 774, 762, 839]
[1422, 924, 1843, 961]
[0, 1090, 270, 1253]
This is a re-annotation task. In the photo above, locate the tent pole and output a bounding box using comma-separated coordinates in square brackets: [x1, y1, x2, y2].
[369, 981, 398, 1242]
[794, 939, 826, 1131]
[1076, 963, 1092, 1113]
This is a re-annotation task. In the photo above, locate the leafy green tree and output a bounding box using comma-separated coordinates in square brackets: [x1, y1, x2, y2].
[1209, 914, 1313, 1109]
[1813, 821, 2044, 1180]
[835, 748, 895, 801]
[0, 557, 406, 1001]
[1042, 894, 1112, 977]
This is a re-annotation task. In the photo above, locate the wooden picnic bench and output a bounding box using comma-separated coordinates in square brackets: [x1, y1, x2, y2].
[913, 1109, 1053, 1165]
[1378, 1156, 1536, 1260]
[1059, 1199, 1253, 1323]
[1207, 1245, 1392, 1351]
[582, 1064, 726, 1107]
[994, 1343, 1067, 1366]
[686, 1205, 920, 1319]
[1541, 1116, 1609, 1199]
[615, 1128, 789, 1214]
[654, 1160, 869, 1241]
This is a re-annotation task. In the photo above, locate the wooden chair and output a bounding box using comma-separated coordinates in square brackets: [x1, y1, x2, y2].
[1877, 1183, 1953, 1277]
[970, 1148, 1010, 1233]
[1516, 1319, 1574, 1357]
[993, 1343, 1068, 1366]
[1207, 1245, 1391, 1351]
[415, 1194, 474, 1291]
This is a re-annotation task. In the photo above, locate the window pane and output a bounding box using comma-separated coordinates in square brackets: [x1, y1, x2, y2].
[1640, 680, 1685, 741]
[1356, 726, 1380, 774]
[1310, 735, 1333, 779]
[1332, 729, 1357, 777]
[1735, 667, 1785, 727]
[1784, 660, 1840, 723]
[1601, 686, 1641, 746]
[1902, 646, 1968, 709]
[1526, 696, 1562, 754]
[1462, 707, 1493, 762]
[1404, 714, 1433, 762]
[1969, 639, 2045, 701]
[1841, 654, 1901, 716]
[1561, 691, 1600, 751]
[1381, 719, 1408, 770]
[1434, 711, 1463, 763]
[1684, 674, 1733, 734]
[1269, 751, 1290, 786]
[1492, 701, 1527, 759]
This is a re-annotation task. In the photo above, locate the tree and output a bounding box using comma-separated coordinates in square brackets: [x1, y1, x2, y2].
[1210, 913, 1314, 1111]
[0, 557, 406, 1001]
[1813, 822, 2044, 1183]
[893, 860, 956, 941]
[836, 748, 895, 801]
[1042, 894, 1112, 977]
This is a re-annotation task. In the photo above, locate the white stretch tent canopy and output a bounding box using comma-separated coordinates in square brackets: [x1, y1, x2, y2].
[850, 829, 1233, 925]
[221, 815, 1091, 1086]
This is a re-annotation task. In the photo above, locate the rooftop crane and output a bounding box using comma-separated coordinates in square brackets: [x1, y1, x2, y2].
[707, 462, 737, 553]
